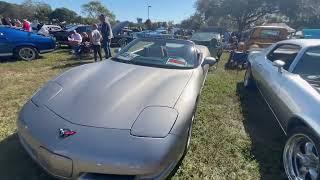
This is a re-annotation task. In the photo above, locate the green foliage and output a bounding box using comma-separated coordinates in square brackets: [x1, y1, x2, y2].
[81, 0, 115, 24]
[191, 0, 320, 31]
[0, 0, 116, 25]
[49, 8, 78, 23]
[34, 3, 52, 23]
[180, 14, 204, 30]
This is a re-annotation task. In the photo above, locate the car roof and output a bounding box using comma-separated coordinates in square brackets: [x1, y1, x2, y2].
[278, 39, 320, 48]
[254, 25, 288, 29]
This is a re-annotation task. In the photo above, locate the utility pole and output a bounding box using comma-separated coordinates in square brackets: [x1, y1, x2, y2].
[147, 5, 151, 20]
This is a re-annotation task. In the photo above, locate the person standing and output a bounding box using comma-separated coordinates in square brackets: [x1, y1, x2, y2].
[22, 19, 31, 32]
[99, 14, 113, 59]
[90, 24, 103, 62]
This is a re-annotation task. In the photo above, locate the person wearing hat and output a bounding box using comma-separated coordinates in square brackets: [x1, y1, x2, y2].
[99, 14, 113, 59]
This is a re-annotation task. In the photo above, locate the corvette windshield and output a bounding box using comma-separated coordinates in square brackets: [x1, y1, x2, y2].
[294, 46, 320, 76]
[113, 38, 197, 69]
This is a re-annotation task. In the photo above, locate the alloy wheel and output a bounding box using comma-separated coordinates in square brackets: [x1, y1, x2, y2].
[19, 47, 36, 61]
[284, 133, 320, 180]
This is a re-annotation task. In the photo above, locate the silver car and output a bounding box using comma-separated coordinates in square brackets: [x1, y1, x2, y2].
[17, 37, 216, 179]
[244, 39, 320, 180]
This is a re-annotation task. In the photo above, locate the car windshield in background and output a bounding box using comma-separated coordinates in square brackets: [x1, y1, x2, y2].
[113, 38, 196, 69]
[294, 46, 320, 76]
[260, 29, 281, 38]
[191, 32, 220, 41]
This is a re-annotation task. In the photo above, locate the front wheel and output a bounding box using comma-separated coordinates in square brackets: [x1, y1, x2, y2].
[283, 127, 320, 180]
[16, 47, 38, 61]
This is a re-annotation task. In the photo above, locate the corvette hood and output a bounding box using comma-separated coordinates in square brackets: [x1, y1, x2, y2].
[45, 60, 193, 129]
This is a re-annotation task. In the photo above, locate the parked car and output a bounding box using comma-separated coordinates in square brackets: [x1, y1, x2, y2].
[0, 26, 56, 61]
[51, 25, 92, 45]
[303, 29, 320, 39]
[244, 26, 290, 50]
[244, 39, 320, 180]
[191, 31, 223, 60]
[111, 21, 136, 48]
[18, 37, 216, 179]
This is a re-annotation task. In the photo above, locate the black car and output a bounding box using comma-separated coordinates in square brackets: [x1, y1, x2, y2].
[51, 25, 92, 46]
[111, 21, 139, 48]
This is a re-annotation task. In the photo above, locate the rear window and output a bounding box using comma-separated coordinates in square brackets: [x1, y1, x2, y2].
[260, 29, 281, 39]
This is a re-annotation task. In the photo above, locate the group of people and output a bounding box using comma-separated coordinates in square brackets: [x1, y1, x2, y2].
[68, 14, 113, 62]
[1, 17, 31, 32]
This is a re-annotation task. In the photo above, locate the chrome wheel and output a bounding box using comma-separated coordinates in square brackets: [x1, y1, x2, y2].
[284, 133, 320, 180]
[18, 47, 36, 61]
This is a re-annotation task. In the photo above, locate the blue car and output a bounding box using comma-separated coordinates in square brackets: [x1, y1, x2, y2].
[0, 26, 56, 61]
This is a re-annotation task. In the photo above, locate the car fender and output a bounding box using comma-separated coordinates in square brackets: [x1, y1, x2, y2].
[287, 114, 320, 137]
[171, 74, 200, 137]
[13, 43, 38, 52]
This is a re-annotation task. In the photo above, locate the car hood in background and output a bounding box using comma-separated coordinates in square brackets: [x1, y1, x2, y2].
[45, 60, 193, 129]
[112, 21, 130, 35]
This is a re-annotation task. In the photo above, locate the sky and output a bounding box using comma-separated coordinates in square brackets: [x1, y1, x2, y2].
[5, 0, 197, 23]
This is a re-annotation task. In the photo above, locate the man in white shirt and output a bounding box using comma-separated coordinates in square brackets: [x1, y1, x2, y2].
[68, 30, 82, 56]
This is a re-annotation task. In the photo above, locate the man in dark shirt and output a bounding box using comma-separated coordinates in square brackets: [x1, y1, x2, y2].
[99, 14, 113, 59]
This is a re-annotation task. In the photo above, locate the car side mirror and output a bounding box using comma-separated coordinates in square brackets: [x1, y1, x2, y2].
[114, 48, 121, 54]
[273, 60, 285, 73]
[202, 57, 217, 67]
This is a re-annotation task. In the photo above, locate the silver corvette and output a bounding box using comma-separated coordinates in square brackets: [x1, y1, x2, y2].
[244, 39, 320, 180]
[17, 37, 216, 179]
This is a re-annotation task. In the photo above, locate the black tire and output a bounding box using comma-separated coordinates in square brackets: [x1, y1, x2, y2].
[243, 65, 256, 89]
[283, 126, 320, 180]
[15, 46, 38, 61]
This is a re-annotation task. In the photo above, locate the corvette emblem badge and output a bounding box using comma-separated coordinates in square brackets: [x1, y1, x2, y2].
[59, 129, 76, 138]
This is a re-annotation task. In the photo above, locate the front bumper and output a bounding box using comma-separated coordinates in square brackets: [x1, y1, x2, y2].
[17, 101, 186, 179]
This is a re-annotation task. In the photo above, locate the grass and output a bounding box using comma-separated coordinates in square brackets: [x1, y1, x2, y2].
[0, 51, 286, 180]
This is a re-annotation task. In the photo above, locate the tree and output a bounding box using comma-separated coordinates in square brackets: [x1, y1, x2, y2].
[195, 0, 278, 32]
[49, 8, 78, 23]
[81, 0, 115, 24]
[278, 0, 320, 29]
[34, 3, 52, 23]
[180, 14, 204, 30]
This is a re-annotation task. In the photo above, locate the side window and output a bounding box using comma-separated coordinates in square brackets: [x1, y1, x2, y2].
[293, 46, 320, 75]
[77, 27, 86, 33]
[266, 44, 301, 70]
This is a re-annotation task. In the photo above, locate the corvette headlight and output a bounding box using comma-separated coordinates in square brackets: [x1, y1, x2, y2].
[31, 81, 62, 106]
[131, 106, 178, 138]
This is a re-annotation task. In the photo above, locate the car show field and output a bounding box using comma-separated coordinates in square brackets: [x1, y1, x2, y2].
[0, 51, 286, 180]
